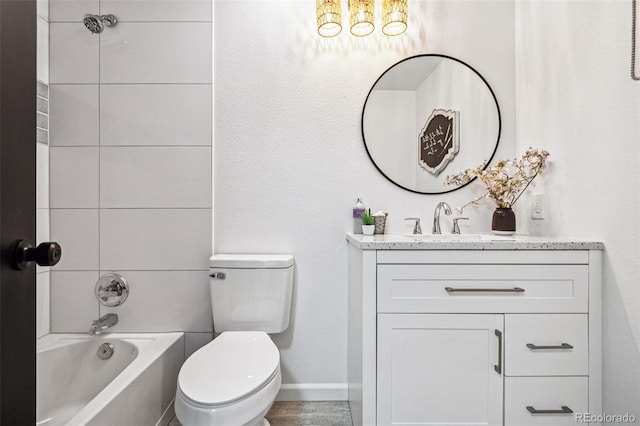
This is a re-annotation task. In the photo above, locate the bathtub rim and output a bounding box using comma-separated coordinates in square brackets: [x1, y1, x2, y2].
[37, 332, 184, 426]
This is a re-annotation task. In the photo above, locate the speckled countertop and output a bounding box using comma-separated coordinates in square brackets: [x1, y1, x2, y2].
[346, 232, 604, 250]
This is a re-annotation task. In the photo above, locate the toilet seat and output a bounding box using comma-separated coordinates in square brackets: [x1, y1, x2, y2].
[178, 331, 280, 407]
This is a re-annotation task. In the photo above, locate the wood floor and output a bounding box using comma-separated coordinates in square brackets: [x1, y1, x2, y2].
[170, 401, 353, 426]
[266, 402, 352, 426]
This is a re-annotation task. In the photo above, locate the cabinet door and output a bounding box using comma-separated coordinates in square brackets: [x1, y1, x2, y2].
[377, 314, 504, 426]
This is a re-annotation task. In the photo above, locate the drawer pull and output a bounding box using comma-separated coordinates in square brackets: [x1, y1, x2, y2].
[526, 405, 574, 415]
[526, 343, 574, 350]
[445, 287, 525, 293]
[494, 329, 503, 375]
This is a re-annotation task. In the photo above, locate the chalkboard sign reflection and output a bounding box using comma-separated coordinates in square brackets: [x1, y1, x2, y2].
[419, 109, 460, 176]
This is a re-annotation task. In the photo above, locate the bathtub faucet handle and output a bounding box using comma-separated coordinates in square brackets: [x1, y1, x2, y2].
[103, 280, 123, 296]
[95, 273, 129, 307]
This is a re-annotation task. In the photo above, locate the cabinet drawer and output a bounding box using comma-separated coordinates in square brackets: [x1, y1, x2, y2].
[378, 264, 588, 313]
[505, 314, 588, 376]
[505, 377, 588, 425]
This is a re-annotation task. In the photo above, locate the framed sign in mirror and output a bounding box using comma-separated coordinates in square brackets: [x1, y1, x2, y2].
[361, 54, 501, 194]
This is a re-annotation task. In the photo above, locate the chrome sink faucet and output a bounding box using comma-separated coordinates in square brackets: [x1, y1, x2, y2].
[404, 217, 422, 234]
[432, 202, 452, 234]
[89, 313, 118, 335]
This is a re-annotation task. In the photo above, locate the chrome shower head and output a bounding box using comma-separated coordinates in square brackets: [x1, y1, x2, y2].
[83, 14, 117, 34]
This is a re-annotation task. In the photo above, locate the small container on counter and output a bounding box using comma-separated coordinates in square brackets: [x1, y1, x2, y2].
[372, 211, 388, 234]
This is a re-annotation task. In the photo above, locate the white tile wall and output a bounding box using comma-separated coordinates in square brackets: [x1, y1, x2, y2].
[36, 143, 49, 209]
[51, 271, 100, 332]
[100, 271, 212, 332]
[51, 209, 99, 270]
[49, 0, 99, 22]
[36, 209, 50, 250]
[50, 147, 99, 208]
[49, 85, 99, 146]
[99, 209, 211, 271]
[100, 23, 212, 84]
[50, 24, 99, 84]
[101, 0, 211, 22]
[100, 147, 211, 208]
[48, 0, 212, 335]
[100, 85, 212, 146]
[36, 272, 51, 338]
[37, 12, 50, 339]
[37, 17, 49, 84]
[37, 0, 48, 20]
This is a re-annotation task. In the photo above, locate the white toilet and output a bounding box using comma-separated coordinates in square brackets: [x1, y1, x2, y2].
[175, 254, 294, 426]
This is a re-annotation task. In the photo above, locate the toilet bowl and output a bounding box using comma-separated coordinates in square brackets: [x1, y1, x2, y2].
[175, 331, 281, 426]
[175, 254, 294, 426]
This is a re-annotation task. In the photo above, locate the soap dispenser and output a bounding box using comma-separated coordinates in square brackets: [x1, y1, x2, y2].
[353, 198, 365, 234]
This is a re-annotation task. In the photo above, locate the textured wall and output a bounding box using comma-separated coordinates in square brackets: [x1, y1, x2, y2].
[214, 0, 515, 398]
[515, 0, 640, 416]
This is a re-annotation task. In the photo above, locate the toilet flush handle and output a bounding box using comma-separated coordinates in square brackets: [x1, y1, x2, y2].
[210, 272, 226, 279]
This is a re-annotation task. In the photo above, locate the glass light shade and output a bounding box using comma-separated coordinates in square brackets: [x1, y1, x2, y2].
[382, 0, 407, 36]
[349, 0, 375, 37]
[316, 0, 342, 38]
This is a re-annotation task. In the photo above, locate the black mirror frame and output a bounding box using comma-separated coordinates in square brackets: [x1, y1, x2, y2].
[361, 54, 502, 195]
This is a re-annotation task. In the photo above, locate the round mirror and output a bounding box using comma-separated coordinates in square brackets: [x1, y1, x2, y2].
[362, 54, 501, 194]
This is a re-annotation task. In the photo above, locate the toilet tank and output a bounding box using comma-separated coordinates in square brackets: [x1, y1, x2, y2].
[209, 254, 294, 334]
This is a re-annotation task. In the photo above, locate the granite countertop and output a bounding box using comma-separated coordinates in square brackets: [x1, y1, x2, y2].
[346, 232, 604, 250]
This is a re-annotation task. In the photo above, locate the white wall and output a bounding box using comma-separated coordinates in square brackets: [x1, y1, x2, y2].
[515, 0, 640, 416]
[47, 0, 213, 359]
[215, 0, 515, 398]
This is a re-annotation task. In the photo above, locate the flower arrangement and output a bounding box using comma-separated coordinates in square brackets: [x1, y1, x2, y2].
[445, 148, 550, 212]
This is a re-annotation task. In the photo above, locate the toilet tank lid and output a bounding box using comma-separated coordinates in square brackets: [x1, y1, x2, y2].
[210, 254, 294, 269]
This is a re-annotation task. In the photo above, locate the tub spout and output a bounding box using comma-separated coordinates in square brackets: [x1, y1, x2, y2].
[89, 313, 118, 335]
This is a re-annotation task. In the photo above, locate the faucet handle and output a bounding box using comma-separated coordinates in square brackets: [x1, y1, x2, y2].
[404, 217, 422, 234]
[452, 217, 469, 234]
[95, 273, 129, 307]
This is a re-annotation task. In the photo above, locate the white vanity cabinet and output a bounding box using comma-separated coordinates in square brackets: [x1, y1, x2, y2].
[347, 235, 603, 426]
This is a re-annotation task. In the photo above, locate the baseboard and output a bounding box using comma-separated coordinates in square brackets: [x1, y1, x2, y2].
[276, 383, 348, 401]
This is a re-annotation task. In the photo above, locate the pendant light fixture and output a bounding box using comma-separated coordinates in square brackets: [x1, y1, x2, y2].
[382, 0, 408, 36]
[316, 0, 343, 38]
[349, 0, 375, 37]
[316, 0, 407, 38]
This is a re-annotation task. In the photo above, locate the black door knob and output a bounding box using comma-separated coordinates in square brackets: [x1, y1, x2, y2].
[11, 240, 62, 270]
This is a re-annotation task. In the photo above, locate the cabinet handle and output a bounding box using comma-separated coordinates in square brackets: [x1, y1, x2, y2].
[445, 287, 525, 293]
[526, 406, 574, 414]
[526, 343, 574, 350]
[494, 329, 502, 375]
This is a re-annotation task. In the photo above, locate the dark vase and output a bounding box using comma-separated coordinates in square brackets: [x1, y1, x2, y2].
[492, 207, 516, 235]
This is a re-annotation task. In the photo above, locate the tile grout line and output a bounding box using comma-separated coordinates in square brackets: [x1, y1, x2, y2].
[97, 1, 102, 320]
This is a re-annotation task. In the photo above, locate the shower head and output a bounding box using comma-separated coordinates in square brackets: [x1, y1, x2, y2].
[83, 14, 117, 34]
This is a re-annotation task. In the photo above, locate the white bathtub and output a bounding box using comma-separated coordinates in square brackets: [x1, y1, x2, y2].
[37, 332, 184, 426]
